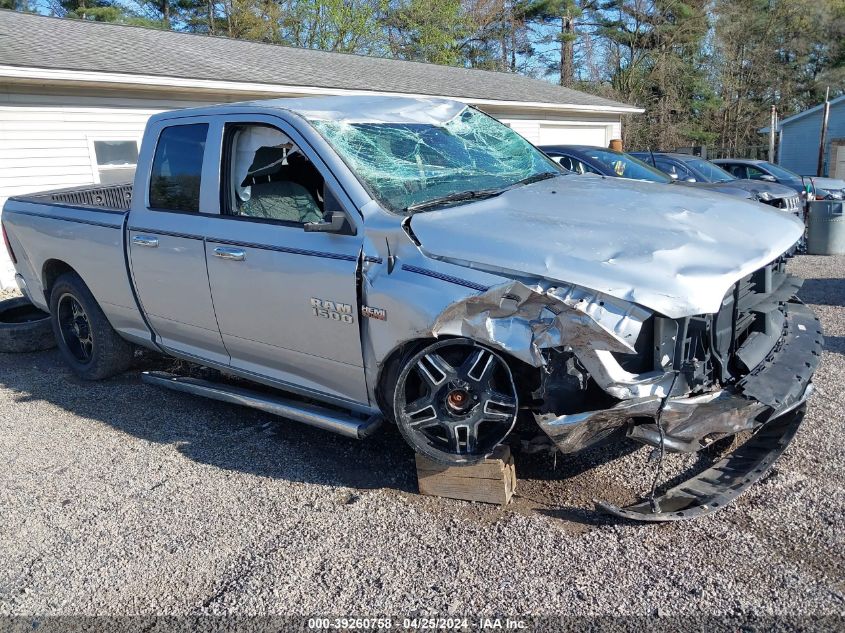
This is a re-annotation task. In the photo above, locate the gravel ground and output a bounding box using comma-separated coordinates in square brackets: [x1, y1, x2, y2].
[0, 255, 843, 623]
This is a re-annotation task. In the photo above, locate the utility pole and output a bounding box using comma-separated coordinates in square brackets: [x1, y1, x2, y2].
[817, 87, 831, 177]
[769, 105, 777, 163]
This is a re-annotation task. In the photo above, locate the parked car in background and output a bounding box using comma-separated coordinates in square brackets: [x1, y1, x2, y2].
[632, 151, 803, 215]
[540, 144, 676, 182]
[712, 159, 812, 200]
[540, 145, 754, 199]
[803, 176, 845, 200]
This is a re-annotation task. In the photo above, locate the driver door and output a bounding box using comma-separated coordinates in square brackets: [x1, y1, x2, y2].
[201, 116, 368, 407]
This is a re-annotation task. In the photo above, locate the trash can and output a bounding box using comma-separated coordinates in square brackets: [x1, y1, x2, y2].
[806, 200, 845, 255]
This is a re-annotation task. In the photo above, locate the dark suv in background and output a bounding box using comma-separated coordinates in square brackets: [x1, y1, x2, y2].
[540, 145, 753, 199]
[634, 152, 803, 215]
[712, 158, 810, 197]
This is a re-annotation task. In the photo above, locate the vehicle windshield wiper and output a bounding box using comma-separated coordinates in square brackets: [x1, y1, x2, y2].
[402, 171, 559, 214]
[511, 171, 560, 187]
[403, 188, 503, 214]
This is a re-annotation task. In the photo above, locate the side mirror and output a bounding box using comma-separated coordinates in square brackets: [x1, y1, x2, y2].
[760, 174, 777, 183]
[304, 211, 347, 233]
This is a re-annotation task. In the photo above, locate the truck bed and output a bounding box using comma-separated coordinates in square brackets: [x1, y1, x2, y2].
[2, 181, 150, 345]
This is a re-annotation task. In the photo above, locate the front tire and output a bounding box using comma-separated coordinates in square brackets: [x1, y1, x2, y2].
[393, 338, 518, 466]
[49, 272, 133, 380]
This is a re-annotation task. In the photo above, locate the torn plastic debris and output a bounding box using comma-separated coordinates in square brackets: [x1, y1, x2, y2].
[431, 280, 651, 368]
[598, 402, 808, 521]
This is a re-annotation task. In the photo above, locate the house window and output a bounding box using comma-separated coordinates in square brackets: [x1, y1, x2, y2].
[91, 139, 139, 185]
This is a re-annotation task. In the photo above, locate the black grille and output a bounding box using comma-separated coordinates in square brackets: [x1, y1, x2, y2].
[674, 256, 799, 390]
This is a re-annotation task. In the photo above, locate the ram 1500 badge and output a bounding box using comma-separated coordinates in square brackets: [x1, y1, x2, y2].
[1, 95, 822, 521]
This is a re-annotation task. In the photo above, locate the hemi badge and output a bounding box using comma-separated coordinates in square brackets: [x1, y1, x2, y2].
[361, 305, 387, 321]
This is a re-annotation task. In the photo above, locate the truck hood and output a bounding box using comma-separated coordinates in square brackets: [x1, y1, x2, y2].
[409, 175, 804, 319]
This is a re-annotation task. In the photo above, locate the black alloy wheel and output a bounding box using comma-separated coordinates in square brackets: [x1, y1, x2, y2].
[49, 272, 134, 380]
[394, 338, 518, 465]
[56, 293, 94, 364]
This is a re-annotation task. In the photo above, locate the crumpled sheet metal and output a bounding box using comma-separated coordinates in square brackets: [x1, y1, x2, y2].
[539, 389, 765, 456]
[431, 280, 651, 368]
[627, 390, 767, 453]
[410, 175, 805, 319]
[537, 396, 663, 454]
[575, 348, 674, 399]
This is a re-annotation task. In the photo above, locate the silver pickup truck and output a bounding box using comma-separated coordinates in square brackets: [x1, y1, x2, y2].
[1, 96, 822, 521]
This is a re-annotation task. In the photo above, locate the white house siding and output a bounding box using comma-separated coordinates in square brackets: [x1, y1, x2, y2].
[0, 88, 231, 287]
[0, 88, 228, 206]
[0, 87, 625, 288]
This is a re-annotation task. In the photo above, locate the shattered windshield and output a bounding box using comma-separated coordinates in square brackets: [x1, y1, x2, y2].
[310, 107, 560, 213]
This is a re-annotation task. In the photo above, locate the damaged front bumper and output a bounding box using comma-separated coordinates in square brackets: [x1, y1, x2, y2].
[536, 301, 823, 520]
[538, 302, 823, 455]
[598, 399, 810, 521]
[428, 252, 821, 520]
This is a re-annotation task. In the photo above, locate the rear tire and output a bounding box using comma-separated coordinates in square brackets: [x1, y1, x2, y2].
[0, 296, 56, 353]
[49, 272, 134, 380]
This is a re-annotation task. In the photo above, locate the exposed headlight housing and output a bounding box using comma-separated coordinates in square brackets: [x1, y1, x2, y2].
[756, 191, 772, 202]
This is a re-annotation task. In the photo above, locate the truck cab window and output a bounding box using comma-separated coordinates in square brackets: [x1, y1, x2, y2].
[228, 125, 324, 224]
[745, 166, 767, 180]
[149, 123, 208, 212]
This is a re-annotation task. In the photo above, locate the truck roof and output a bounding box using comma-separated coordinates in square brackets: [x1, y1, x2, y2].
[150, 95, 469, 126]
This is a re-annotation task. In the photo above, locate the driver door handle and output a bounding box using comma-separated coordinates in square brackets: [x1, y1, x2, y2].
[132, 235, 159, 248]
[214, 247, 245, 261]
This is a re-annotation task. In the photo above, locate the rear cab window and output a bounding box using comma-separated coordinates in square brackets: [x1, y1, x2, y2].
[149, 123, 209, 212]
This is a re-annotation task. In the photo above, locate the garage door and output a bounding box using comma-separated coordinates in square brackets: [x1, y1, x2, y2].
[538, 124, 609, 147]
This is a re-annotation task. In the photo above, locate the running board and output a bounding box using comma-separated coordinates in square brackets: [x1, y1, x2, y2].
[141, 371, 382, 440]
[596, 404, 806, 522]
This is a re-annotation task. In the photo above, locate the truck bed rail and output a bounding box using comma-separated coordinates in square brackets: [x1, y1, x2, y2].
[12, 183, 133, 212]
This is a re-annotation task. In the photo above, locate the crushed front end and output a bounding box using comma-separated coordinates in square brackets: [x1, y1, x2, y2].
[533, 255, 823, 520]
